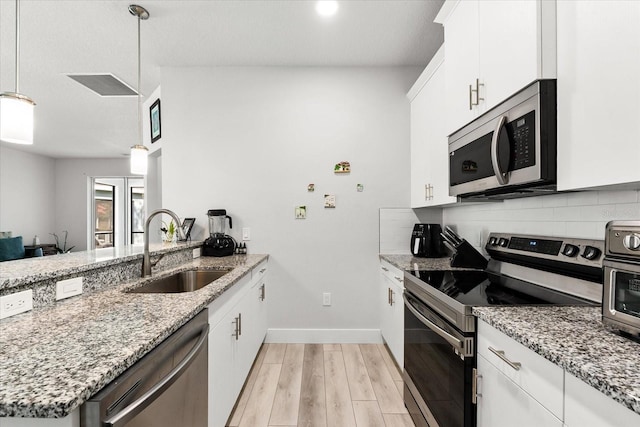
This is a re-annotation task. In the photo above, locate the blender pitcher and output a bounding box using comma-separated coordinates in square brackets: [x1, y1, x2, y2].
[207, 209, 232, 236]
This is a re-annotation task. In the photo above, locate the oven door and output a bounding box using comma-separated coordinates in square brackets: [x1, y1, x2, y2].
[603, 261, 640, 336]
[403, 291, 476, 427]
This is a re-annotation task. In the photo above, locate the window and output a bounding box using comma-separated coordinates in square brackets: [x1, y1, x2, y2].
[94, 183, 115, 248]
[131, 186, 145, 245]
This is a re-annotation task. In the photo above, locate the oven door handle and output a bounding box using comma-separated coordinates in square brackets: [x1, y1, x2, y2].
[403, 294, 464, 351]
[103, 323, 210, 427]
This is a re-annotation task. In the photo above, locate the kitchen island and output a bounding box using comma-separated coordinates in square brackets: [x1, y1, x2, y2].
[0, 246, 268, 425]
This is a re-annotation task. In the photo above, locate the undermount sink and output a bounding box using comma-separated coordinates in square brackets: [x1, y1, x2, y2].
[128, 269, 230, 293]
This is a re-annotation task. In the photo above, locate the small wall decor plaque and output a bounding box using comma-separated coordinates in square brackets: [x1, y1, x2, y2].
[308, 184, 315, 192]
[334, 161, 351, 174]
[357, 184, 364, 192]
[295, 206, 307, 219]
[324, 194, 336, 208]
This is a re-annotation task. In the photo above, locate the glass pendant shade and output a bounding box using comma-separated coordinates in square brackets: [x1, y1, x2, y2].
[0, 94, 35, 145]
[130, 144, 148, 175]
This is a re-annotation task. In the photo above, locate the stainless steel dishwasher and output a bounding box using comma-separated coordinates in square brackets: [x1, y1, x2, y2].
[81, 309, 209, 427]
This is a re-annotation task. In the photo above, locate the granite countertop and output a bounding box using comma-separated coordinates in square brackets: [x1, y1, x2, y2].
[380, 254, 481, 272]
[0, 241, 203, 291]
[474, 306, 640, 416]
[0, 254, 268, 418]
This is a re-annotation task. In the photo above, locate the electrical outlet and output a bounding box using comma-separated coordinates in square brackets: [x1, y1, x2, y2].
[193, 248, 201, 259]
[56, 277, 83, 301]
[0, 290, 33, 319]
[242, 228, 251, 241]
[323, 292, 331, 306]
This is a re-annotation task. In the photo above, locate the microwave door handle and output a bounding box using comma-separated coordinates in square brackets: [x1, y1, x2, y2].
[491, 115, 509, 185]
[403, 294, 464, 352]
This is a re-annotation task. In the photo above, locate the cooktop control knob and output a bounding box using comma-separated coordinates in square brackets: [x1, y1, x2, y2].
[581, 246, 601, 260]
[623, 233, 640, 251]
[488, 237, 498, 246]
[562, 244, 579, 257]
[498, 238, 509, 247]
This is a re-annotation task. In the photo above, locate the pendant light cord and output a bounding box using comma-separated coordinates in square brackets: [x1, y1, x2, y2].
[137, 12, 142, 147]
[15, 0, 20, 93]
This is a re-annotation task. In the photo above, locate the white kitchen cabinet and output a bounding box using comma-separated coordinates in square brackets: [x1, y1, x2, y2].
[564, 372, 640, 427]
[476, 320, 564, 425]
[208, 260, 269, 427]
[556, 0, 640, 191]
[476, 354, 563, 427]
[436, 0, 556, 134]
[379, 259, 404, 367]
[408, 46, 457, 208]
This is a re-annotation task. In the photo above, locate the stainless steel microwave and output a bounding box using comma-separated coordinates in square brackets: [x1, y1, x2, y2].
[448, 80, 557, 200]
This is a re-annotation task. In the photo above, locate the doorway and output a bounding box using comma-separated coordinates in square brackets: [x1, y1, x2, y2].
[89, 177, 144, 249]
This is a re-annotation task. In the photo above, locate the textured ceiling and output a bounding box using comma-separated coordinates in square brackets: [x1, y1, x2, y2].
[0, 0, 444, 158]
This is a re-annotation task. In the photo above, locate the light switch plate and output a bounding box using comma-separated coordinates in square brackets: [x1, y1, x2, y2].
[56, 277, 83, 300]
[242, 227, 251, 241]
[0, 290, 33, 319]
[193, 248, 201, 258]
[323, 292, 331, 306]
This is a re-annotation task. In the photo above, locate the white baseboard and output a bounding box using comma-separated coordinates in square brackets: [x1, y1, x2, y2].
[265, 328, 383, 344]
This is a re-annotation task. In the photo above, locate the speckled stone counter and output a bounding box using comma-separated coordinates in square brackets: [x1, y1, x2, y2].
[474, 306, 640, 416]
[380, 254, 481, 271]
[0, 241, 203, 291]
[0, 254, 268, 418]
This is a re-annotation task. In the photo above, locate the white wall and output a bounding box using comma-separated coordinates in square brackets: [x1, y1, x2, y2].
[437, 190, 640, 253]
[55, 158, 131, 251]
[161, 66, 420, 340]
[0, 146, 56, 244]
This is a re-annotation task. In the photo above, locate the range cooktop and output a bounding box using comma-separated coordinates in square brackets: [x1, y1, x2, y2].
[406, 269, 599, 307]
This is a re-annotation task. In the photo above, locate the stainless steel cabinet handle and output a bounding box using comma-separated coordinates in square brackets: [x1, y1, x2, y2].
[488, 346, 521, 370]
[104, 323, 210, 427]
[390, 289, 395, 305]
[260, 268, 266, 274]
[394, 276, 403, 283]
[490, 115, 509, 185]
[469, 84, 474, 110]
[472, 368, 482, 404]
[238, 312, 242, 336]
[233, 316, 240, 340]
[388, 288, 392, 305]
[381, 267, 389, 272]
[470, 78, 484, 109]
[260, 283, 266, 301]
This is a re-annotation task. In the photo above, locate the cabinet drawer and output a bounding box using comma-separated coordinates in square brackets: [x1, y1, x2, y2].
[477, 320, 563, 419]
[252, 259, 268, 283]
[380, 260, 404, 288]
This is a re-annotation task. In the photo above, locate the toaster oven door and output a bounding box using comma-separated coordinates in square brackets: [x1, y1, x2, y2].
[603, 262, 640, 335]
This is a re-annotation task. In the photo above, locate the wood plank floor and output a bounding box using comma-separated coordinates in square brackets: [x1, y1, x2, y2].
[228, 344, 415, 427]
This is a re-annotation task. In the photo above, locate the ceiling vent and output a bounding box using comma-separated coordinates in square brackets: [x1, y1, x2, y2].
[66, 73, 138, 97]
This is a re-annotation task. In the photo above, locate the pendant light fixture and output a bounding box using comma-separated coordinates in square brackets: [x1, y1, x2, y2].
[0, 0, 36, 145]
[129, 4, 149, 175]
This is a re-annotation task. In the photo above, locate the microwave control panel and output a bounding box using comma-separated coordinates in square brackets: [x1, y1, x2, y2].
[507, 110, 536, 171]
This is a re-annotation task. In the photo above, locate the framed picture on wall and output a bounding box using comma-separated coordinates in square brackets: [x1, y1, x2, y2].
[149, 98, 161, 143]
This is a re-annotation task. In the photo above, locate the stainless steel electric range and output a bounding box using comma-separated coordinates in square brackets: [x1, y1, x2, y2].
[402, 231, 604, 427]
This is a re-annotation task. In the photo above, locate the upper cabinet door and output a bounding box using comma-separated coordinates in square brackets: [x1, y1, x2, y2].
[556, 0, 640, 191]
[477, 0, 539, 113]
[441, 0, 480, 134]
[438, 0, 555, 135]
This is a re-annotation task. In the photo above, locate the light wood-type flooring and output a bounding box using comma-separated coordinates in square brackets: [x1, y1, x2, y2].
[227, 343, 415, 427]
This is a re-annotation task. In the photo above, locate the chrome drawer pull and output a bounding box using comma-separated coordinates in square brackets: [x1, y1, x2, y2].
[488, 346, 521, 371]
[260, 268, 266, 273]
[394, 276, 403, 283]
[381, 267, 389, 272]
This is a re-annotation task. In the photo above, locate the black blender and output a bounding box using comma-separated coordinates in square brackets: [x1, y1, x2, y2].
[202, 209, 236, 257]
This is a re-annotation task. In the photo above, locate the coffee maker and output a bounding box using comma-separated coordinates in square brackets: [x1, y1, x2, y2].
[202, 209, 236, 257]
[411, 224, 445, 258]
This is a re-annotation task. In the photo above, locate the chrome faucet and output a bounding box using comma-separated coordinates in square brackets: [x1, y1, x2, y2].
[142, 209, 186, 277]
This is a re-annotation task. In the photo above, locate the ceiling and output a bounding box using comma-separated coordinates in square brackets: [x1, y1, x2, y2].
[0, 0, 444, 159]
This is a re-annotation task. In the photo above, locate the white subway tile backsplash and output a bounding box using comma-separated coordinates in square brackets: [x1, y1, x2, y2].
[598, 190, 639, 205]
[442, 189, 640, 241]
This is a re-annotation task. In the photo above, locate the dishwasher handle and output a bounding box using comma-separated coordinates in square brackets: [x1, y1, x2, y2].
[104, 323, 210, 427]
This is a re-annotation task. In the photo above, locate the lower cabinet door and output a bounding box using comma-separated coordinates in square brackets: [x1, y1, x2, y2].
[208, 307, 242, 427]
[380, 272, 403, 367]
[476, 354, 563, 427]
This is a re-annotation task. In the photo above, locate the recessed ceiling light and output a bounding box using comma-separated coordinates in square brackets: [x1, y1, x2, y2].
[316, 1, 339, 17]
